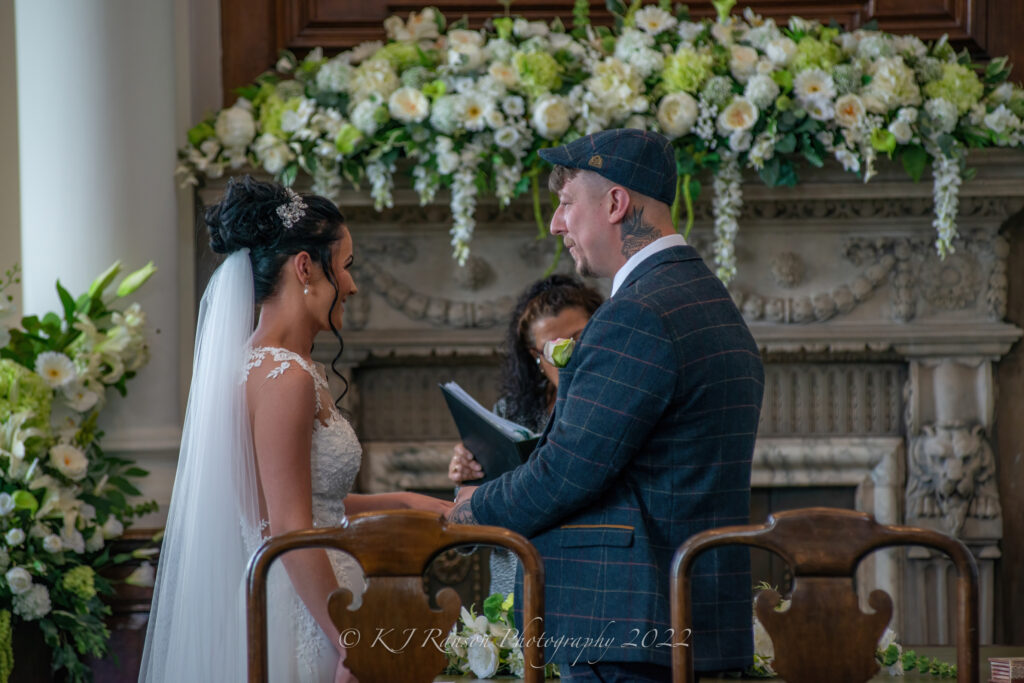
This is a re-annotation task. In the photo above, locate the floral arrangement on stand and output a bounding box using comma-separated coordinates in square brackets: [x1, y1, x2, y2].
[750, 583, 956, 679]
[0, 262, 157, 682]
[179, 1, 1024, 283]
[444, 592, 559, 679]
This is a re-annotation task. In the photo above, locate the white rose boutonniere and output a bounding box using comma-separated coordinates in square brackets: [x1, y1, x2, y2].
[543, 337, 575, 368]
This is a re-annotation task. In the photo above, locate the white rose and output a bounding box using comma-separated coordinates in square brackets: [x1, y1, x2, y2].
[49, 443, 89, 481]
[0, 493, 13, 516]
[834, 93, 866, 128]
[888, 119, 914, 144]
[466, 636, 500, 678]
[625, 114, 648, 130]
[407, 8, 440, 41]
[530, 95, 572, 140]
[488, 62, 518, 88]
[102, 516, 124, 540]
[765, 37, 796, 65]
[984, 104, 1019, 135]
[447, 29, 484, 50]
[729, 129, 752, 152]
[717, 97, 759, 133]
[388, 87, 429, 124]
[5, 528, 25, 546]
[494, 126, 521, 149]
[656, 92, 699, 138]
[448, 44, 484, 72]
[729, 45, 759, 83]
[42, 534, 62, 553]
[5, 567, 32, 595]
[61, 528, 85, 554]
[214, 106, 256, 149]
[863, 56, 921, 114]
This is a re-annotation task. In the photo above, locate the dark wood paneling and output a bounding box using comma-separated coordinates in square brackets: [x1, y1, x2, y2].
[220, 0, 1022, 105]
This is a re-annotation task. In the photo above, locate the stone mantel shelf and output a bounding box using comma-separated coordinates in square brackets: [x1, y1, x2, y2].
[321, 321, 1022, 362]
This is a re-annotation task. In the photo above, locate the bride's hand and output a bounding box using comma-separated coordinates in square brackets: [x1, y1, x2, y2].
[335, 656, 358, 683]
[400, 491, 454, 515]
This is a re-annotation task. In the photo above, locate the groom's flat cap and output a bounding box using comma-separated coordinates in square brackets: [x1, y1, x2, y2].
[539, 128, 678, 207]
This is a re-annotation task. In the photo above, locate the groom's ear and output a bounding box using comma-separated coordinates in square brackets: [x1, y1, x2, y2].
[606, 185, 632, 224]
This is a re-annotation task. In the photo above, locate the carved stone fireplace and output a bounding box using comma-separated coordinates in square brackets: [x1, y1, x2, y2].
[197, 149, 1023, 645]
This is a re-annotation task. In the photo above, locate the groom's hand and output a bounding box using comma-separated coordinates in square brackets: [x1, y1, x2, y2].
[446, 485, 478, 524]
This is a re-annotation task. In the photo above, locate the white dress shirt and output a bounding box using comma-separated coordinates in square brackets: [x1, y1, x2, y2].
[610, 233, 688, 297]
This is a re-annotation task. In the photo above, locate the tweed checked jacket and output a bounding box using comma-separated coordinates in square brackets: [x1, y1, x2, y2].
[471, 245, 765, 670]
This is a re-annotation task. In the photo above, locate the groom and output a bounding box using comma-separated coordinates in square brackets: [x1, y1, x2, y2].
[448, 129, 765, 681]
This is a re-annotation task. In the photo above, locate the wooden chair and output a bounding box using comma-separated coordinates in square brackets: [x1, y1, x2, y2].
[246, 509, 545, 683]
[670, 507, 979, 683]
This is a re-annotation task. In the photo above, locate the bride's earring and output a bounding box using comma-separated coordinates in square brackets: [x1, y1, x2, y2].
[303, 283, 310, 296]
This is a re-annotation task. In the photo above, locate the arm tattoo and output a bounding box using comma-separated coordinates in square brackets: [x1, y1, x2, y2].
[449, 500, 478, 525]
[619, 207, 659, 259]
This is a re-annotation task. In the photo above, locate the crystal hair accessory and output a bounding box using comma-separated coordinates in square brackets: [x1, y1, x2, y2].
[276, 188, 307, 229]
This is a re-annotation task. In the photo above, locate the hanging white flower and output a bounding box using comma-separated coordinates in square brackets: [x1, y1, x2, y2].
[656, 92, 699, 138]
[634, 6, 677, 35]
[35, 351, 76, 388]
[50, 443, 89, 481]
[388, 87, 430, 124]
[931, 154, 962, 258]
[530, 95, 572, 140]
[712, 155, 743, 283]
[717, 97, 759, 134]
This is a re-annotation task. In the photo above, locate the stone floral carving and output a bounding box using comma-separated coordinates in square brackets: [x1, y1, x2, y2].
[907, 423, 1002, 536]
[771, 252, 804, 289]
[985, 234, 1010, 320]
[453, 255, 494, 291]
[919, 252, 981, 311]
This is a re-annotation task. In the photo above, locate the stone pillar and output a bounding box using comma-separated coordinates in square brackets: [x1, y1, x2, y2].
[15, 0, 182, 523]
[903, 358, 1003, 644]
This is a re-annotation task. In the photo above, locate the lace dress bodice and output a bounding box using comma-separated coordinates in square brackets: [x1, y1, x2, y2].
[244, 346, 364, 682]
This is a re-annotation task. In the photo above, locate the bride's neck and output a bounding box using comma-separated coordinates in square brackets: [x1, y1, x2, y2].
[250, 303, 317, 357]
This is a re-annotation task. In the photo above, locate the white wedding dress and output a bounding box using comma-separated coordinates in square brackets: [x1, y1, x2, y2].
[244, 346, 366, 683]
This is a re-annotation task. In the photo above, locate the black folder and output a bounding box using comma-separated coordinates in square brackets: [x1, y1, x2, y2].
[439, 383, 540, 484]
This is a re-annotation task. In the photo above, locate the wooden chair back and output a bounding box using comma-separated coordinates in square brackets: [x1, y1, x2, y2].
[246, 509, 545, 683]
[670, 507, 978, 683]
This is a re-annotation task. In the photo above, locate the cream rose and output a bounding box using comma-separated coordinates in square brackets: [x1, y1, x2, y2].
[656, 92, 699, 138]
[718, 97, 759, 133]
[50, 444, 89, 481]
[729, 45, 759, 83]
[5, 567, 32, 595]
[488, 62, 519, 88]
[388, 87, 430, 124]
[834, 93, 866, 129]
[530, 95, 571, 140]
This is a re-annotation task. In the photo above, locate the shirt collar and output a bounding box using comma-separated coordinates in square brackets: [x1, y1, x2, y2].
[610, 233, 688, 296]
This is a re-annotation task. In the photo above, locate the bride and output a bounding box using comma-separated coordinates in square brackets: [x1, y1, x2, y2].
[139, 176, 452, 682]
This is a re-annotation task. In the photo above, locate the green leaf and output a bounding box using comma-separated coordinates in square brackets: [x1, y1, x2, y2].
[901, 144, 929, 182]
[109, 476, 142, 496]
[115, 261, 157, 297]
[802, 144, 824, 168]
[280, 162, 299, 188]
[775, 133, 797, 154]
[56, 281, 76, 322]
[605, 0, 627, 16]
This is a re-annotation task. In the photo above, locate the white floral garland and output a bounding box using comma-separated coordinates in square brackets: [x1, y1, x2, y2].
[712, 155, 743, 283]
[931, 154, 962, 258]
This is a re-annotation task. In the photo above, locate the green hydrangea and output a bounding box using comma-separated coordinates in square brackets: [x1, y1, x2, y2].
[258, 94, 288, 138]
[0, 359, 51, 429]
[334, 124, 363, 155]
[923, 63, 984, 114]
[792, 36, 842, 72]
[662, 47, 714, 94]
[513, 51, 563, 97]
[400, 65, 431, 88]
[376, 42, 424, 71]
[62, 565, 97, 600]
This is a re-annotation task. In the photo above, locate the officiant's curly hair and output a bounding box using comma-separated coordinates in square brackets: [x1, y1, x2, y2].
[501, 275, 603, 425]
[205, 175, 350, 404]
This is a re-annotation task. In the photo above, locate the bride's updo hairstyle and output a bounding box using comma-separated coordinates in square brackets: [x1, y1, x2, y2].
[205, 175, 350, 401]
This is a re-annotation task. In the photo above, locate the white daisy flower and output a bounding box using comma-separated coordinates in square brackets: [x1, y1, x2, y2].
[35, 351, 76, 388]
[461, 95, 490, 132]
[49, 443, 89, 481]
[793, 68, 837, 106]
[634, 6, 677, 35]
